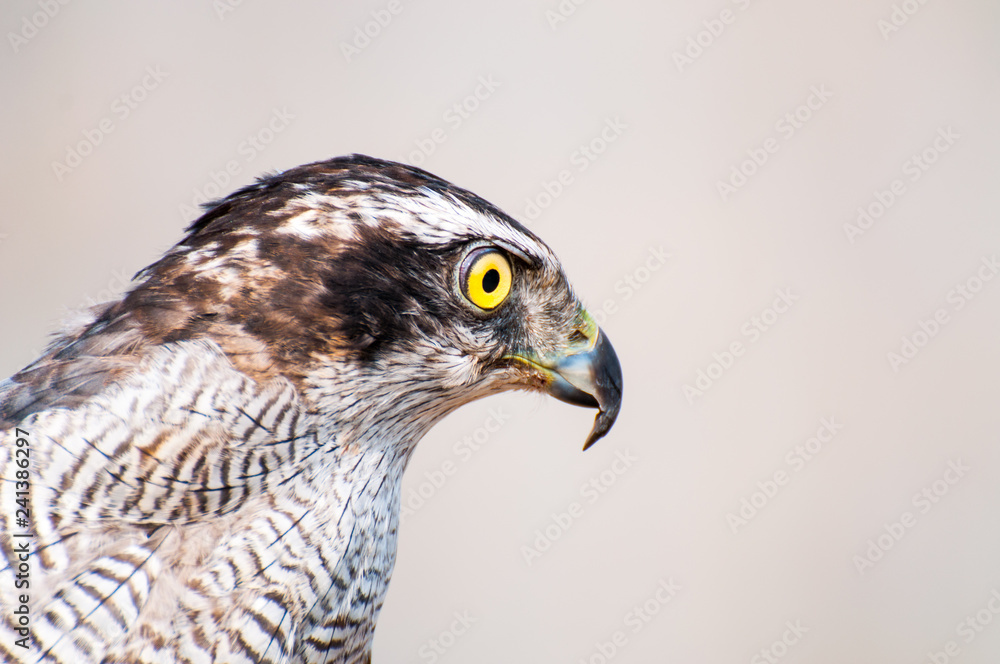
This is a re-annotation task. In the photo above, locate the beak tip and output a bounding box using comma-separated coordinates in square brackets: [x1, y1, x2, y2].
[581, 398, 621, 451]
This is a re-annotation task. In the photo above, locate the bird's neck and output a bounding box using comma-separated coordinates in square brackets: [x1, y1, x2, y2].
[274, 359, 474, 655]
[282, 404, 444, 658]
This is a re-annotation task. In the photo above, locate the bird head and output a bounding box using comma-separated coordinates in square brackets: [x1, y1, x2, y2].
[127, 155, 622, 449]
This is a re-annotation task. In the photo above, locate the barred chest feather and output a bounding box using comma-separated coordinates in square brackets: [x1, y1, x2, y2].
[0, 340, 417, 664]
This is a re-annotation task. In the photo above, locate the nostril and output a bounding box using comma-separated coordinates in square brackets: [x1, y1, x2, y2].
[568, 330, 589, 346]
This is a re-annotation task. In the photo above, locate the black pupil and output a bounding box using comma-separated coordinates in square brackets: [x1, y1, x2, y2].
[482, 269, 500, 293]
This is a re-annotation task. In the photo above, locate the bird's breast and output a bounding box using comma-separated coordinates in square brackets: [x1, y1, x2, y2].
[183, 444, 411, 663]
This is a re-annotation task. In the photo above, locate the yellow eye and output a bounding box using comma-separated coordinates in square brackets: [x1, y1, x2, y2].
[461, 248, 512, 310]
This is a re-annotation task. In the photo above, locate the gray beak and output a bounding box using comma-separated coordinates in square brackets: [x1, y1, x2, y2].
[544, 328, 623, 450]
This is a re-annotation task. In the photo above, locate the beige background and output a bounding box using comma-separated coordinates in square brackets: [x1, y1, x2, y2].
[2, 1, 999, 662]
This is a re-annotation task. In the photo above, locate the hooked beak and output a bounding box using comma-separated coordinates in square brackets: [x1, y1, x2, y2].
[509, 317, 623, 450]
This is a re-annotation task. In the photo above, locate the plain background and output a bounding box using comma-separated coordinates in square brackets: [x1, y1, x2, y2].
[2, 2, 999, 662]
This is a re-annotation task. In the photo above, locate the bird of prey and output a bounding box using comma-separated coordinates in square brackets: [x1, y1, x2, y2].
[0, 155, 622, 663]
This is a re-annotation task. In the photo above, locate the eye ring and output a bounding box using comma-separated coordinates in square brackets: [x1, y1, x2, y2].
[459, 247, 513, 311]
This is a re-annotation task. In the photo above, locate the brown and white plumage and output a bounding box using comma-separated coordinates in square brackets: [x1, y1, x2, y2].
[0, 155, 622, 663]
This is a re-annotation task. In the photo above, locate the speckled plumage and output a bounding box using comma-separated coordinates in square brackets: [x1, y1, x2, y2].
[0, 155, 621, 663]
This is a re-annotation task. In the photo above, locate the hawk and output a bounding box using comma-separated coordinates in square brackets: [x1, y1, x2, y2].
[0, 155, 622, 663]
